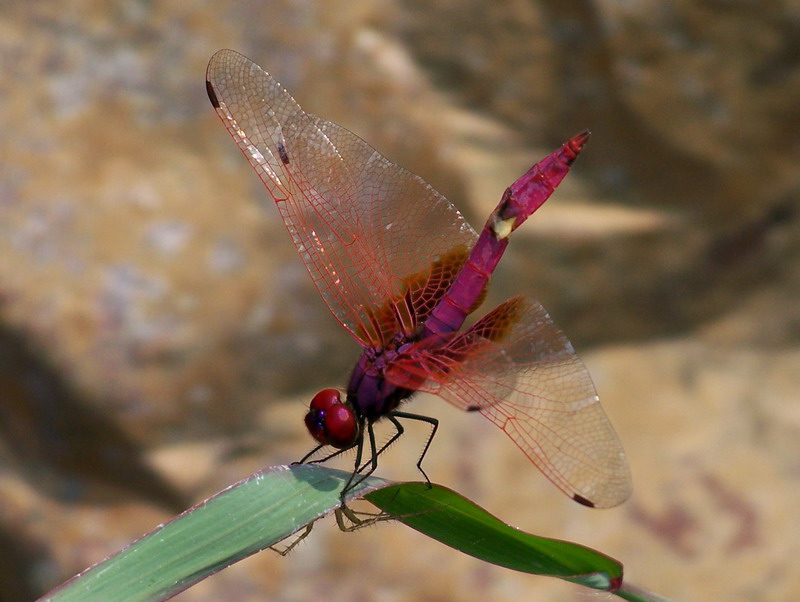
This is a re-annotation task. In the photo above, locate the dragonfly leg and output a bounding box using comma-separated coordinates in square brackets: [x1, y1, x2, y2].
[334, 504, 395, 532]
[343, 411, 438, 498]
[297, 443, 355, 466]
[296, 443, 326, 465]
[270, 503, 394, 553]
[337, 486, 447, 532]
[341, 416, 408, 503]
[389, 411, 439, 488]
[269, 521, 316, 556]
[339, 424, 370, 503]
[357, 417, 405, 474]
[343, 415, 405, 500]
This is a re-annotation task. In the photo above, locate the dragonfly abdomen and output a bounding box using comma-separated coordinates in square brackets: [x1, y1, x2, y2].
[420, 228, 507, 336]
[420, 131, 590, 339]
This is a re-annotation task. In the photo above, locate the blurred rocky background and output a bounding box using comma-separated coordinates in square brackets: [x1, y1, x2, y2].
[1, 1, 798, 600]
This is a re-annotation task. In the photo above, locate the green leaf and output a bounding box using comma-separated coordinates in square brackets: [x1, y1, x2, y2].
[366, 482, 623, 591]
[43, 466, 644, 601]
[42, 464, 391, 602]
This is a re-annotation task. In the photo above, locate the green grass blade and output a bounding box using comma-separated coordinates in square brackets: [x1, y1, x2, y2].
[42, 465, 391, 602]
[366, 482, 624, 592]
[42, 469, 642, 600]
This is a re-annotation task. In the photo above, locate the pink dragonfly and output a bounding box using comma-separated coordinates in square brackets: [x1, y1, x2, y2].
[206, 50, 631, 508]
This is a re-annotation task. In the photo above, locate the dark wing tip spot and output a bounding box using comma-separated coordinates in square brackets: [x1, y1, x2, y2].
[277, 143, 290, 164]
[573, 493, 595, 508]
[466, 405, 481, 412]
[206, 80, 220, 108]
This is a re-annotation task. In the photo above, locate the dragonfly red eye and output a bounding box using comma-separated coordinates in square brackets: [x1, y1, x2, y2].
[305, 389, 359, 449]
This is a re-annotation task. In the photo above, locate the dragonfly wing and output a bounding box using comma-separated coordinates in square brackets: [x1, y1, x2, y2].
[387, 295, 631, 508]
[309, 116, 478, 334]
[206, 50, 476, 345]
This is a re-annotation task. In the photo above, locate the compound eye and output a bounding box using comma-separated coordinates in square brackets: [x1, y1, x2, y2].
[309, 388, 341, 412]
[321, 403, 358, 448]
[304, 389, 359, 449]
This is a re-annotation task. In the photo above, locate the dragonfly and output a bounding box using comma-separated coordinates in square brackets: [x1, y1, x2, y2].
[206, 49, 631, 509]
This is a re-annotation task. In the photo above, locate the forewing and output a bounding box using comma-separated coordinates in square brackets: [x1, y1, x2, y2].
[387, 296, 631, 508]
[206, 50, 476, 345]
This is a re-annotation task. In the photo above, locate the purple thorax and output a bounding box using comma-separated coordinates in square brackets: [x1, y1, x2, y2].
[347, 339, 415, 420]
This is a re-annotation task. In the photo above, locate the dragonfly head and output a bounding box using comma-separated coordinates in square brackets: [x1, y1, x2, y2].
[304, 389, 360, 449]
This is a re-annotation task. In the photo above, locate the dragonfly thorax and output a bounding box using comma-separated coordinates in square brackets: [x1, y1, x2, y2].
[347, 346, 415, 421]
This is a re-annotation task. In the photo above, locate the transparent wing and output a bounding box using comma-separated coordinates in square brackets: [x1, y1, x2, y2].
[387, 295, 632, 508]
[206, 50, 476, 346]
